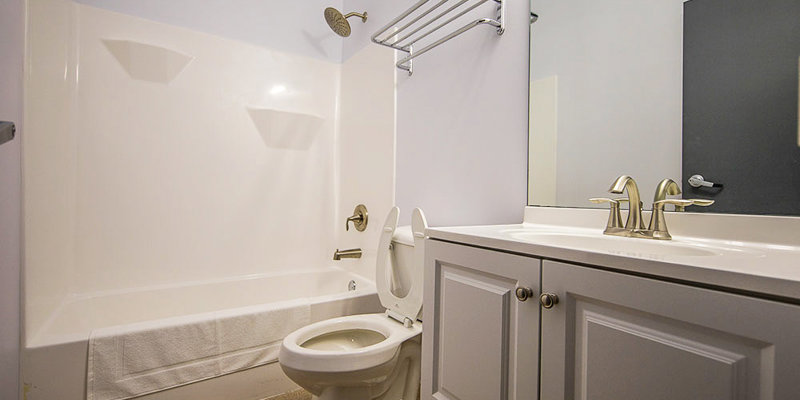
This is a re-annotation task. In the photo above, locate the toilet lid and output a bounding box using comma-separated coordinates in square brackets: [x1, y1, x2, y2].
[375, 207, 427, 323]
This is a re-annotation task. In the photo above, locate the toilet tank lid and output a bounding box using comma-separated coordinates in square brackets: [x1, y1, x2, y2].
[392, 226, 415, 246]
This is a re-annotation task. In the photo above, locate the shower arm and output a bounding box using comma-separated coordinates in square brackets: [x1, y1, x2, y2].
[343, 11, 368, 21]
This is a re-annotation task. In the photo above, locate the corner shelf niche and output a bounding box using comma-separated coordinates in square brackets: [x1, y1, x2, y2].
[102, 39, 194, 84]
[246, 108, 325, 151]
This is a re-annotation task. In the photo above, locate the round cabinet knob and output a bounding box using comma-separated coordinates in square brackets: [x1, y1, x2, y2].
[539, 293, 559, 309]
[515, 287, 534, 302]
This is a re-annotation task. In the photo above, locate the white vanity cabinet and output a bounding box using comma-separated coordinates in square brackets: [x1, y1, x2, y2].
[540, 260, 800, 400]
[421, 240, 541, 400]
[423, 238, 800, 400]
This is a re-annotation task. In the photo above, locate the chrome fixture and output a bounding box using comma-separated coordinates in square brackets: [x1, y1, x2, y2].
[348, 280, 357, 291]
[371, 0, 505, 75]
[688, 174, 724, 189]
[346, 204, 369, 232]
[324, 7, 367, 38]
[0, 121, 15, 146]
[594, 175, 715, 240]
[333, 248, 362, 260]
[608, 175, 646, 233]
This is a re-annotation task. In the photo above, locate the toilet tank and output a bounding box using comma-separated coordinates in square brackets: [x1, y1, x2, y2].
[388, 226, 416, 298]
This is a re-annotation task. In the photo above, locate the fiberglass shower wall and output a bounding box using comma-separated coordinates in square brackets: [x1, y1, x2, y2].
[23, 0, 354, 344]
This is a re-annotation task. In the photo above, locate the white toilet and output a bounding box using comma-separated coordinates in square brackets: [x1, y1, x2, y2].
[278, 207, 427, 400]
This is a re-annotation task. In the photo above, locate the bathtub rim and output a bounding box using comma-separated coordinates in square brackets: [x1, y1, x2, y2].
[25, 266, 377, 349]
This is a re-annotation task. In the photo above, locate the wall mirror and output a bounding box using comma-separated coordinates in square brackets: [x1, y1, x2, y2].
[527, 0, 800, 215]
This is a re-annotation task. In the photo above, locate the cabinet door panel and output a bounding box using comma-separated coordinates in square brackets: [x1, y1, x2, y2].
[541, 260, 800, 400]
[422, 240, 540, 400]
[578, 300, 758, 399]
[439, 266, 512, 400]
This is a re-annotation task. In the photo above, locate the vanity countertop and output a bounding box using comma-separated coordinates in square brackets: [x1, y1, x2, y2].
[426, 207, 800, 302]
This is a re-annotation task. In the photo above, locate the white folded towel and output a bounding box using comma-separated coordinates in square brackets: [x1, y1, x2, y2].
[87, 301, 310, 400]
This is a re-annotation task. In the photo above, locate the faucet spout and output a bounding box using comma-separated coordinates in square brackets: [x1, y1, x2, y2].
[653, 178, 681, 202]
[608, 175, 645, 231]
[333, 248, 362, 260]
[652, 178, 683, 211]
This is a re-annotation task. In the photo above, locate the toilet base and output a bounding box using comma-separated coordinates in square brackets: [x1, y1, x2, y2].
[284, 339, 420, 400]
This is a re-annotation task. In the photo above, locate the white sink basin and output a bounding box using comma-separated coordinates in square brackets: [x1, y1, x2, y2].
[507, 230, 760, 259]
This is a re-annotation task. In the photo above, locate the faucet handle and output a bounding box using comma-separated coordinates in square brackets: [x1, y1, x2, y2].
[589, 197, 631, 205]
[589, 198, 626, 233]
[654, 198, 714, 212]
[687, 199, 715, 207]
[345, 204, 369, 232]
[648, 199, 715, 240]
[648, 199, 692, 240]
[589, 197, 619, 205]
[672, 198, 714, 212]
[653, 199, 693, 209]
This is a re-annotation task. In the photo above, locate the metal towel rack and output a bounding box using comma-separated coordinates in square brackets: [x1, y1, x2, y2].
[371, 0, 505, 75]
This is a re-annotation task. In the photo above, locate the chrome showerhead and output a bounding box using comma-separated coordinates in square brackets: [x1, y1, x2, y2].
[324, 7, 367, 37]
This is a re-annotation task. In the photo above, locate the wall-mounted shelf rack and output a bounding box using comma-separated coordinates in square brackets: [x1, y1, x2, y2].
[371, 0, 505, 75]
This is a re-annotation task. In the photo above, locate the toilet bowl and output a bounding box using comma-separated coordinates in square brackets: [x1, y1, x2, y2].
[279, 207, 427, 400]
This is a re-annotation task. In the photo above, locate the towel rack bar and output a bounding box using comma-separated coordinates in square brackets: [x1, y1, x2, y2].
[378, 0, 450, 45]
[372, 0, 431, 44]
[370, 0, 504, 75]
[395, 17, 500, 72]
[391, 0, 485, 49]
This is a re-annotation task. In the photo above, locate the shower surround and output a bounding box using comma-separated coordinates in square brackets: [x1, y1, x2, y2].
[22, 0, 396, 398]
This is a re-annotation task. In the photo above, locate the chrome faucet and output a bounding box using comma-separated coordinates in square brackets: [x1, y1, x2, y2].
[333, 248, 362, 260]
[608, 175, 645, 233]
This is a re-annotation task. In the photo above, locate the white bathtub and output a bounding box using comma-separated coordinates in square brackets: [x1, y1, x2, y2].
[22, 267, 382, 400]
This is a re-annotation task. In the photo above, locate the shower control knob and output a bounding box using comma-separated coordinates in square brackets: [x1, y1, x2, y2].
[515, 287, 534, 302]
[540, 293, 559, 309]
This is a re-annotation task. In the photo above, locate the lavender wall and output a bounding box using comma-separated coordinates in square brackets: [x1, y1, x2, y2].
[0, 0, 24, 398]
[346, 0, 529, 226]
[395, 0, 529, 226]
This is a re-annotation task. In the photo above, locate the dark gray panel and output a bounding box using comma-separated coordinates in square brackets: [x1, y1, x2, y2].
[0, 121, 14, 146]
[683, 0, 800, 215]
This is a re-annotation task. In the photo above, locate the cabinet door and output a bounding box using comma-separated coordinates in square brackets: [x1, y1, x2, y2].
[540, 260, 800, 400]
[422, 240, 540, 400]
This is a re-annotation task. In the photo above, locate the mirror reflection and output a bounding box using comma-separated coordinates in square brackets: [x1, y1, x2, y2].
[528, 0, 800, 215]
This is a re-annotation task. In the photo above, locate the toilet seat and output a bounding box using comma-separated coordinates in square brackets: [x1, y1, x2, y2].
[280, 313, 422, 373]
[375, 207, 427, 325]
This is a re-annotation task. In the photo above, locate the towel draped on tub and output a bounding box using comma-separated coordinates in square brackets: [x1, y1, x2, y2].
[87, 301, 310, 400]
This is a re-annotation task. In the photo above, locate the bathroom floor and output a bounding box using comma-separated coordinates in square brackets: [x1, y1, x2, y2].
[263, 389, 312, 400]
